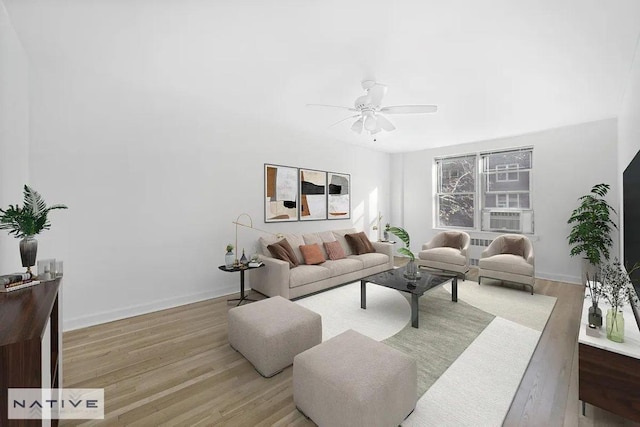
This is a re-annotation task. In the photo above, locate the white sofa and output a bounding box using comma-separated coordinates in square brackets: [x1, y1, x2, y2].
[250, 228, 395, 299]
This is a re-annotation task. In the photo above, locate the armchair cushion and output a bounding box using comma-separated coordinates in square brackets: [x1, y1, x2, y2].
[267, 239, 300, 268]
[418, 247, 466, 266]
[442, 232, 463, 250]
[502, 236, 525, 258]
[479, 254, 534, 277]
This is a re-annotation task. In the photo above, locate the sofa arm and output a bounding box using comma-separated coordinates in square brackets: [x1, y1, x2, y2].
[249, 256, 291, 298]
[372, 241, 395, 269]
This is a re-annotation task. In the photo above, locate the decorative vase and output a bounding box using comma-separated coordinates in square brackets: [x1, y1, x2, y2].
[240, 249, 248, 266]
[383, 230, 389, 241]
[225, 251, 235, 269]
[606, 308, 624, 343]
[404, 259, 421, 280]
[588, 303, 603, 327]
[19, 235, 38, 273]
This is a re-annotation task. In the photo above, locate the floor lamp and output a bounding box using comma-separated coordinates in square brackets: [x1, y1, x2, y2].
[232, 213, 283, 267]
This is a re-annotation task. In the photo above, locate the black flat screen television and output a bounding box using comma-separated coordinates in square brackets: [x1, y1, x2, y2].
[623, 148, 640, 296]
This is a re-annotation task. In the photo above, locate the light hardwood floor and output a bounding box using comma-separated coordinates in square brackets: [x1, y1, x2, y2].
[61, 269, 639, 426]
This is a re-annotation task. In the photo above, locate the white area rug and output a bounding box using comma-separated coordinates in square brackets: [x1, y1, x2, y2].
[443, 279, 557, 332]
[403, 317, 541, 426]
[295, 283, 410, 341]
[294, 279, 556, 426]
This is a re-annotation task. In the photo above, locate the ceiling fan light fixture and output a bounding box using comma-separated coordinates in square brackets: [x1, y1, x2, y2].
[351, 118, 364, 134]
[364, 114, 378, 131]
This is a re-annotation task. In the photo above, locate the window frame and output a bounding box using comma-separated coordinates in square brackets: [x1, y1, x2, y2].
[434, 147, 533, 232]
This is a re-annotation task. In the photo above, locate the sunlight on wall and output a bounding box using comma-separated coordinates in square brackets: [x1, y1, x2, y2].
[369, 188, 381, 240]
[353, 200, 365, 231]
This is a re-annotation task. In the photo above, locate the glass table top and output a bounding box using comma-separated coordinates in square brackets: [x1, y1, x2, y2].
[361, 265, 454, 296]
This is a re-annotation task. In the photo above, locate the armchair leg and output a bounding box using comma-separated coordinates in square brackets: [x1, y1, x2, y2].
[478, 276, 482, 285]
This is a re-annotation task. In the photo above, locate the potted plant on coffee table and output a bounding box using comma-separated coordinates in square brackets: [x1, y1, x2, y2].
[388, 226, 419, 280]
[0, 185, 67, 274]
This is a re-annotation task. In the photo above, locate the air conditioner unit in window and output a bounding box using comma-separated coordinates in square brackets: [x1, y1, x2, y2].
[481, 210, 534, 233]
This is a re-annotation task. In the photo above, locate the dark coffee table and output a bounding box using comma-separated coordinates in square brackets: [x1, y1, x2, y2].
[360, 266, 457, 328]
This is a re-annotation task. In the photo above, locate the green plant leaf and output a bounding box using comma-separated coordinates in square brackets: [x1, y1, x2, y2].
[388, 226, 410, 247]
[397, 247, 415, 261]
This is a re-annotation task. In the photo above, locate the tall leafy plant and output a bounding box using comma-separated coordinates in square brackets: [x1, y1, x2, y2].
[0, 185, 67, 238]
[388, 226, 414, 261]
[567, 183, 617, 266]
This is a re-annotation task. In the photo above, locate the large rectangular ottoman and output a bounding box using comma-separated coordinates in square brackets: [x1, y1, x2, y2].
[293, 329, 417, 427]
[227, 296, 322, 377]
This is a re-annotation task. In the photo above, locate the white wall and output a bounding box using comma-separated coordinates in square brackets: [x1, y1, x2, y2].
[25, 69, 390, 330]
[398, 119, 618, 284]
[618, 36, 640, 259]
[0, 0, 29, 271]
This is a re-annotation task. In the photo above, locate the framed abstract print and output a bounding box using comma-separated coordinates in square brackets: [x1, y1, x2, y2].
[327, 172, 350, 220]
[265, 164, 298, 222]
[299, 168, 327, 221]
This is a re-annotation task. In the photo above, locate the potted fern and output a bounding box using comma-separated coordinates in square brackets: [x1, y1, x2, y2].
[568, 183, 617, 277]
[0, 185, 67, 273]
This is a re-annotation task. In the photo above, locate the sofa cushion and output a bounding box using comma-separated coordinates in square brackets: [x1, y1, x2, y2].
[303, 233, 329, 259]
[322, 258, 363, 276]
[418, 247, 466, 266]
[502, 236, 525, 257]
[442, 232, 463, 250]
[332, 228, 357, 256]
[283, 233, 306, 264]
[290, 265, 332, 288]
[324, 240, 347, 260]
[348, 253, 389, 269]
[479, 254, 533, 276]
[267, 239, 300, 268]
[345, 232, 376, 255]
[300, 244, 326, 265]
[259, 235, 280, 256]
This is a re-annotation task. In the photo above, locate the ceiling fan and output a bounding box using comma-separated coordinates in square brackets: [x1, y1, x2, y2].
[307, 80, 438, 135]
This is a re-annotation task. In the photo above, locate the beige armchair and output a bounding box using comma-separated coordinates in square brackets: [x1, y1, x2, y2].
[416, 231, 470, 279]
[478, 234, 535, 294]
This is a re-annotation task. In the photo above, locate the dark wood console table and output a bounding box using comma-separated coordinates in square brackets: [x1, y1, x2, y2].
[578, 290, 640, 422]
[0, 278, 62, 426]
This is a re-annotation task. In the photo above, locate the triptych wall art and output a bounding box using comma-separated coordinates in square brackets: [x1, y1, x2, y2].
[264, 164, 351, 222]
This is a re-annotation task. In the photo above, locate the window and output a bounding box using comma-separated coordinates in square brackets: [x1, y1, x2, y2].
[434, 148, 534, 232]
[436, 155, 476, 228]
[481, 149, 531, 211]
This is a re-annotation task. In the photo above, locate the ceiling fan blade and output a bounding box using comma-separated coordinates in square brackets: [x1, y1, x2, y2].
[328, 114, 361, 128]
[367, 84, 387, 106]
[380, 105, 438, 114]
[376, 114, 396, 132]
[306, 103, 358, 112]
[350, 118, 364, 134]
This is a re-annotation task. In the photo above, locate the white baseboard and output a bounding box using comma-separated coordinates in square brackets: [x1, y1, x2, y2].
[64, 284, 240, 331]
[535, 271, 581, 285]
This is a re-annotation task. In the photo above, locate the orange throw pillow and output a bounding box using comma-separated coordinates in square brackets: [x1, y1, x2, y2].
[324, 241, 347, 260]
[299, 243, 326, 265]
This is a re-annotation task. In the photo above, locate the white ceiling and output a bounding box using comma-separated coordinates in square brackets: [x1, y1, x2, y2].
[4, 0, 640, 153]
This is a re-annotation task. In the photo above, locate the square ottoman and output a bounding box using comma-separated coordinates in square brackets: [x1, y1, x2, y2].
[293, 329, 417, 427]
[227, 296, 322, 377]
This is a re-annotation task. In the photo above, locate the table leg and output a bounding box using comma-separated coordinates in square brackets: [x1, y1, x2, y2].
[411, 294, 419, 328]
[227, 269, 257, 306]
[452, 276, 458, 302]
[361, 280, 367, 309]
